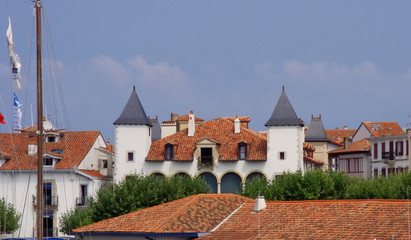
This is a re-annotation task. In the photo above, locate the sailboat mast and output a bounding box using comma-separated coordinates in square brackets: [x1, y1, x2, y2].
[35, 0, 44, 239]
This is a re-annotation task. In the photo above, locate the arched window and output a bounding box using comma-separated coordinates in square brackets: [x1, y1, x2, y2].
[165, 143, 174, 160]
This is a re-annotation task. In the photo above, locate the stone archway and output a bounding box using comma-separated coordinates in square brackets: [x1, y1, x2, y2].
[221, 172, 242, 194]
[246, 172, 267, 182]
[173, 172, 191, 178]
[198, 172, 218, 193]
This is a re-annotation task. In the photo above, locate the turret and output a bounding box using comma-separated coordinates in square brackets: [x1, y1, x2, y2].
[305, 115, 330, 169]
[265, 86, 305, 175]
[113, 86, 152, 182]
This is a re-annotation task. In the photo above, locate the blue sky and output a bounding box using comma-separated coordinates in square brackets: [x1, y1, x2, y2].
[0, 0, 411, 142]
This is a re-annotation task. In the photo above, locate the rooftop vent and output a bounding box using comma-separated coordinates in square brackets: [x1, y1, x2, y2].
[254, 195, 267, 212]
[234, 117, 240, 134]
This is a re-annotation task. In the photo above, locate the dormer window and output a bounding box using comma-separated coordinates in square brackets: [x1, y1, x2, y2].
[165, 143, 174, 160]
[238, 143, 247, 160]
[47, 136, 56, 142]
[44, 158, 54, 166]
[28, 143, 37, 156]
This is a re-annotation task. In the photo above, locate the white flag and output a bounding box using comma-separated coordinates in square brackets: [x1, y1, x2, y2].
[13, 93, 22, 130]
[7, 17, 22, 92]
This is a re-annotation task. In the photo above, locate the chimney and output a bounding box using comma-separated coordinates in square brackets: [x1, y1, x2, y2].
[234, 116, 240, 134]
[343, 137, 350, 149]
[343, 126, 348, 130]
[171, 113, 179, 121]
[254, 195, 267, 212]
[188, 111, 195, 137]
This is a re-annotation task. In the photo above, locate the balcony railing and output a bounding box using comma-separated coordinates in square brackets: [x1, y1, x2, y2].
[382, 152, 394, 162]
[198, 156, 214, 170]
[32, 195, 58, 207]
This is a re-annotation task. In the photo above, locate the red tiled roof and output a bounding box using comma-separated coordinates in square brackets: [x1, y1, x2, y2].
[329, 138, 370, 154]
[73, 194, 251, 233]
[176, 114, 204, 122]
[146, 117, 267, 161]
[363, 121, 405, 137]
[325, 129, 356, 143]
[0, 131, 101, 170]
[80, 170, 107, 178]
[74, 194, 410, 239]
[201, 199, 410, 239]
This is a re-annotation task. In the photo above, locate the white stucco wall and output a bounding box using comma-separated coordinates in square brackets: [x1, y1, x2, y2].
[266, 126, 304, 175]
[0, 171, 107, 238]
[352, 124, 371, 142]
[114, 125, 152, 182]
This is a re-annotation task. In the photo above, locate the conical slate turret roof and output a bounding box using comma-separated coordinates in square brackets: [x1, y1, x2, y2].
[305, 115, 329, 142]
[265, 87, 304, 127]
[113, 86, 152, 126]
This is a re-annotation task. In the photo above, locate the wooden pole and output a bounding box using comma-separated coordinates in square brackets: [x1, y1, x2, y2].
[36, 0, 44, 239]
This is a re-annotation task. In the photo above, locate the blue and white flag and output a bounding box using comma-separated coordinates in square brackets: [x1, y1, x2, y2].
[13, 93, 22, 130]
[6, 17, 22, 92]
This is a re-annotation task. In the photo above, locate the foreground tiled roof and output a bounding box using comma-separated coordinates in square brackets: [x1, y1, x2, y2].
[146, 117, 267, 161]
[328, 138, 370, 155]
[74, 194, 410, 239]
[73, 194, 251, 234]
[0, 131, 101, 170]
[201, 199, 410, 240]
[363, 121, 405, 137]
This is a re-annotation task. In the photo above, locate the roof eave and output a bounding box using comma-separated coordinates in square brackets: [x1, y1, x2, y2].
[71, 231, 208, 238]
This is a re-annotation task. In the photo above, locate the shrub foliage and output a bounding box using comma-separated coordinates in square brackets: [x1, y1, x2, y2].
[60, 174, 209, 233]
[0, 198, 21, 234]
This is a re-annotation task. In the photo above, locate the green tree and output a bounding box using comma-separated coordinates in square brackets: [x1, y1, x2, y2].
[59, 206, 92, 235]
[0, 198, 21, 234]
[59, 174, 209, 233]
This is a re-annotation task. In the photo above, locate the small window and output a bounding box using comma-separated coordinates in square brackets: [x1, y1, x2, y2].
[102, 160, 108, 168]
[44, 158, 53, 166]
[47, 136, 56, 143]
[279, 152, 285, 160]
[127, 151, 134, 162]
[238, 143, 247, 160]
[165, 144, 174, 160]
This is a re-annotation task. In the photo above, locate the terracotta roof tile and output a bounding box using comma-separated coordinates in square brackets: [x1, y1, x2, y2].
[363, 121, 405, 137]
[329, 138, 370, 154]
[73, 194, 251, 233]
[146, 118, 267, 161]
[201, 199, 410, 240]
[74, 194, 410, 239]
[325, 129, 356, 143]
[80, 170, 107, 178]
[0, 131, 101, 170]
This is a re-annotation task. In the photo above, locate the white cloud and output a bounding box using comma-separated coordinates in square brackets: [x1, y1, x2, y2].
[255, 60, 385, 86]
[90, 55, 133, 88]
[128, 55, 188, 88]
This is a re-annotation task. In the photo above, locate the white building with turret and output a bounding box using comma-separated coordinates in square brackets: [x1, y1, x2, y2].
[113, 86, 322, 193]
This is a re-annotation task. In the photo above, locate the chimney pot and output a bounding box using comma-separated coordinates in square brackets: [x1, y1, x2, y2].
[254, 195, 267, 212]
[188, 111, 195, 137]
[234, 117, 240, 134]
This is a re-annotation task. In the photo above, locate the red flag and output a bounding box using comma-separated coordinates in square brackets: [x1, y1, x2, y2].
[0, 112, 5, 124]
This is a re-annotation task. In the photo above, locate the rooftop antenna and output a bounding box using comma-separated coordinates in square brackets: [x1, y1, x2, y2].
[407, 115, 411, 129]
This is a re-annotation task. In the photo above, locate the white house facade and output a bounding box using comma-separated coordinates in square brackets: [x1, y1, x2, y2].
[0, 128, 113, 238]
[369, 131, 410, 178]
